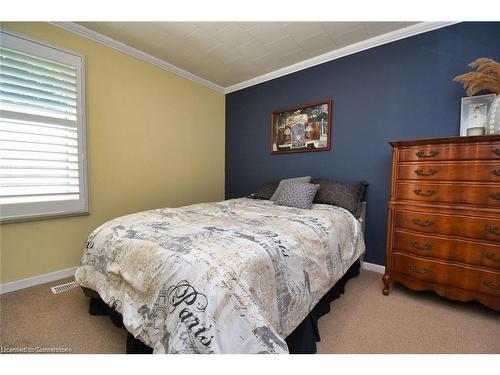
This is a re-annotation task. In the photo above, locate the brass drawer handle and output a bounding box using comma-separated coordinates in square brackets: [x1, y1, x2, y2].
[414, 189, 437, 197]
[411, 241, 432, 251]
[483, 280, 500, 290]
[409, 264, 432, 274]
[413, 219, 434, 227]
[493, 148, 500, 156]
[416, 150, 439, 158]
[484, 252, 500, 262]
[487, 225, 500, 235]
[489, 192, 500, 200]
[492, 169, 500, 177]
[415, 169, 438, 176]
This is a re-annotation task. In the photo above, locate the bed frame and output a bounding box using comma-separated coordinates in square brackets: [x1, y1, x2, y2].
[359, 201, 367, 238]
[359, 201, 367, 263]
[81, 201, 368, 354]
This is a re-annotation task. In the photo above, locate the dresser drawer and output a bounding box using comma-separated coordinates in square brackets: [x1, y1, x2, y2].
[392, 252, 500, 296]
[396, 182, 500, 207]
[394, 209, 500, 242]
[394, 230, 500, 269]
[397, 162, 500, 182]
[398, 143, 500, 162]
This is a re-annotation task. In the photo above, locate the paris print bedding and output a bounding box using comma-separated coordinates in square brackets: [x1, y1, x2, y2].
[75, 197, 365, 353]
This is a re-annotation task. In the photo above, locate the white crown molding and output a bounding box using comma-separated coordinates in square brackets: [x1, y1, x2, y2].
[224, 21, 459, 94]
[50, 22, 225, 93]
[362, 261, 385, 274]
[0, 266, 77, 294]
[50, 22, 458, 95]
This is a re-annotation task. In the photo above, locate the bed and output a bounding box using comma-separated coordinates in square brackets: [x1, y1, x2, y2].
[76, 197, 366, 354]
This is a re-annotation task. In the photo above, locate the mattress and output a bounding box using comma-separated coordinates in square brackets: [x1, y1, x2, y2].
[75, 198, 365, 353]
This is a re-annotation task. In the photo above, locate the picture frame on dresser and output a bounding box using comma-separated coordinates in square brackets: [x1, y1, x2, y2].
[383, 135, 500, 311]
[459, 94, 496, 136]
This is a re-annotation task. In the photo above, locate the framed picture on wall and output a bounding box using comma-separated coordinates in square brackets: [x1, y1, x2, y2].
[270, 100, 332, 154]
[459, 94, 496, 136]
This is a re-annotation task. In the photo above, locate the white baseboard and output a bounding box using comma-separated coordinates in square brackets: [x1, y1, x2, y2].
[0, 266, 77, 295]
[362, 261, 385, 274]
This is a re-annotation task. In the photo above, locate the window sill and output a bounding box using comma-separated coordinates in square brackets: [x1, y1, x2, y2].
[0, 210, 90, 225]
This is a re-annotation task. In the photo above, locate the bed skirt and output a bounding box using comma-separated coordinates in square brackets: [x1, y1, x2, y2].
[82, 258, 361, 354]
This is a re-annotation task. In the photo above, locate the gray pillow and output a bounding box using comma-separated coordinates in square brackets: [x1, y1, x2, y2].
[270, 176, 311, 201]
[249, 181, 279, 200]
[274, 181, 319, 209]
[311, 179, 367, 217]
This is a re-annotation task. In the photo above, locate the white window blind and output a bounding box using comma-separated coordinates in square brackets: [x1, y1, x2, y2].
[0, 30, 88, 222]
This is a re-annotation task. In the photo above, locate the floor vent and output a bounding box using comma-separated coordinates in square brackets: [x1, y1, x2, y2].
[51, 281, 78, 294]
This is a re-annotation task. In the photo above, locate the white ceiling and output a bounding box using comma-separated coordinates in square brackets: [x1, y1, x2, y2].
[77, 22, 417, 88]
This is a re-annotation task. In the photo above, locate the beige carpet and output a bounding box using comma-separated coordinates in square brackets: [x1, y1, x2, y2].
[1, 270, 498, 354]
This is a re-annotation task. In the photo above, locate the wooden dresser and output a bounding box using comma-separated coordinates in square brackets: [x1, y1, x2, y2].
[383, 135, 500, 311]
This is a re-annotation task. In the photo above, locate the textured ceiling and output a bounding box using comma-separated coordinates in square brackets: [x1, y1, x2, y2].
[78, 22, 416, 87]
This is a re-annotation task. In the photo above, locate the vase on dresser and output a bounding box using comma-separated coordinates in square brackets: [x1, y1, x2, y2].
[383, 135, 500, 311]
[486, 95, 500, 134]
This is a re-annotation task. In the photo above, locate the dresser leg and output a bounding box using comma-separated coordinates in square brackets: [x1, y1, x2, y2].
[382, 273, 391, 296]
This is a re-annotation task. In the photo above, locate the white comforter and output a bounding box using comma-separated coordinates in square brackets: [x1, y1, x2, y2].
[75, 198, 365, 353]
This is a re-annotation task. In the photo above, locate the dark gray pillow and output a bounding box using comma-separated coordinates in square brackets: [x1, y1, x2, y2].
[270, 176, 311, 201]
[249, 181, 279, 200]
[274, 181, 319, 209]
[311, 179, 368, 217]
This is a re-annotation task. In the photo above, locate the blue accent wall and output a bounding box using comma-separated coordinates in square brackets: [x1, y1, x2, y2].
[225, 22, 500, 266]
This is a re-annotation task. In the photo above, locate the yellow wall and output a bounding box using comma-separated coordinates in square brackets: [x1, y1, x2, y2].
[0, 22, 225, 284]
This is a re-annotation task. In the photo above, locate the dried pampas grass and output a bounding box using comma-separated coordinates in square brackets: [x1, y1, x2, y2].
[454, 58, 500, 96]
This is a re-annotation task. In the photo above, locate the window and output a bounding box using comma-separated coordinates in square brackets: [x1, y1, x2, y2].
[0, 30, 88, 222]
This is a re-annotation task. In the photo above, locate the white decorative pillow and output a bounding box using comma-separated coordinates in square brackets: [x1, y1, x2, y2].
[274, 181, 320, 209]
[270, 176, 311, 201]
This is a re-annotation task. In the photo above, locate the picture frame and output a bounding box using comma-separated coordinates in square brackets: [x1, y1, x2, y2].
[459, 94, 496, 136]
[270, 100, 332, 154]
